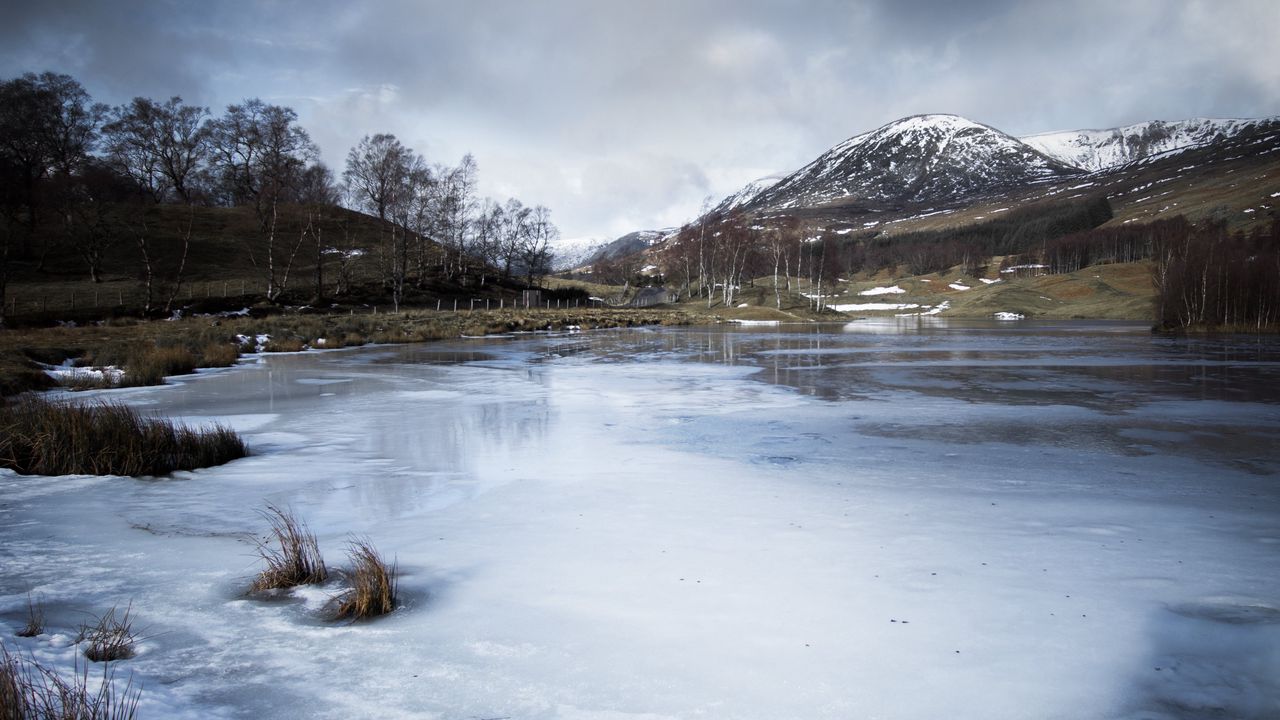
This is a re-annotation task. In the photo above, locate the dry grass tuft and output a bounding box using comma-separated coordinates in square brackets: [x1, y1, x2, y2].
[251, 505, 328, 592]
[197, 341, 241, 368]
[15, 596, 44, 639]
[0, 395, 247, 476]
[262, 337, 306, 353]
[121, 345, 198, 387]
[76, 605, 136, 663]
[334, 538, 398, 621]
[1, 642, 140, 719]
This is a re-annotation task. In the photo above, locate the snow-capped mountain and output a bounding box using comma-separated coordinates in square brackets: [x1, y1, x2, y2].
[549, 236, 612, 271]
[1021, 118, 1271, 173]
[710, 174, 787, 215]
[747, 114, 1081, 211]
[586, 229, 676, 265]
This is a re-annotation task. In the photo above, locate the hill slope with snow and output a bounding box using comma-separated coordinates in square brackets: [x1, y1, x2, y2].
[1021, 118, 1274, 173]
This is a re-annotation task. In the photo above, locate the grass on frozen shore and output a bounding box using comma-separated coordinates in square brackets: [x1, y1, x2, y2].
[0, 395, 246, 476]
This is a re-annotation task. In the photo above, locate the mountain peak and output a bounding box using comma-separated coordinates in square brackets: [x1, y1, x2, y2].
[749, 114, 1080, 210]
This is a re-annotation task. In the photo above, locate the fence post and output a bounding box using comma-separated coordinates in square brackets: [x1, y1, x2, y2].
[486, 299, 490, 310]
[436, 299, 441, 311]
[453, 299, 457, 311]
[118, 290, 123, 305]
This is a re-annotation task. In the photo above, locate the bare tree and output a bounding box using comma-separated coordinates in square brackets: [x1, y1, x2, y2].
[208, 99, 318, 301]
[521, 205, 557, 286]
[298, 163, 338, 303]
[343, 133, 408, 222]
[103, 97, 209, 204]
[496, 198, 531, 280]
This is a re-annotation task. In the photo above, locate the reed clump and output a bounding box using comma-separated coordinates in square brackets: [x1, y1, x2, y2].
[197, 341, 241, 367]
[76, 605, 136, 663]
[0, 395, 247, 476]
[120, 345, 197, 386]
[334, 538, 398, 621]
[251, 505, 328, 592]
[15, 596, 44, 639]
[1, 642, 140, 719]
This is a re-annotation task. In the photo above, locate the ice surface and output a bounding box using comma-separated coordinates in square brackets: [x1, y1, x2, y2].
[2, 323, 1279, 719]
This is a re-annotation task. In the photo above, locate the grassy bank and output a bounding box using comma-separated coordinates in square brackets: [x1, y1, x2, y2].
[0, 307, 712, 396]
[0, 395, 246, 476]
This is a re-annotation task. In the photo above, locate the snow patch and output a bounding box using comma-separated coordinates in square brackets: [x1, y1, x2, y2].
[858, 286, 906, 296]
[830, 302, 921, 312]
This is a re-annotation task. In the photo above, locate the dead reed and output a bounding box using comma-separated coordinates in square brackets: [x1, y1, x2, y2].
[251, 505, 328, 592]
[197, 341, 241, 367]
[76, 605, 136, 663]
[119, 345, 197, 387]
[15, 596, 43, 638]
[334, 538, 398, 621]
[1, 642, 140, 719]
[0, 395, 247, 476]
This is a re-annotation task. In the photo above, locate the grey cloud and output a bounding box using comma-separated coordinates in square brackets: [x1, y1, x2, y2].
[3, 0, 1278, 239]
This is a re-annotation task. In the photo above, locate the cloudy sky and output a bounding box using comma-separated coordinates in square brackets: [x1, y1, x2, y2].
[3, 0, 1278, 241]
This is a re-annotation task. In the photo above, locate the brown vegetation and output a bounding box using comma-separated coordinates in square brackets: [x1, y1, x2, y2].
[1, 642, 140, 719]
[334, 538, 397, 621]
[251, 505, 328, 592]
[0, 395, 246, 476]
[15, 596, 43, 639]
[75, 606, 136, 663]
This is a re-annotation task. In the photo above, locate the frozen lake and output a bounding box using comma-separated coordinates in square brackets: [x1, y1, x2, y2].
[3, 318, 1279, 719]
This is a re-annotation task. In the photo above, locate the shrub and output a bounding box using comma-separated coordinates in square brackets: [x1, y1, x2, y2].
[251, 505, 328, 592]
[76, 605, 136, 663]
[0, 395, 247, 476]
[334, 538, 397, 621]
[1, 642, 140, 719]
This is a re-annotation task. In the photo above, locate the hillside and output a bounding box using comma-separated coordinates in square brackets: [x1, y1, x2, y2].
[572, 112, 1279, 326]
[1, 202, 548, 326]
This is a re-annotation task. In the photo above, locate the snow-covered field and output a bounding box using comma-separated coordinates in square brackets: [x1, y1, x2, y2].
[3, 320, 1279, 719]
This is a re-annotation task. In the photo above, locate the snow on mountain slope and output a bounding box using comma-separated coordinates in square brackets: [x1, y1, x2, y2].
[550, 236, 612, 271]
[711, 174, 787, 215]
[1021, 118, 1270, 173]
[749, 114, 1081, 211]
[583, 228, 677, 266]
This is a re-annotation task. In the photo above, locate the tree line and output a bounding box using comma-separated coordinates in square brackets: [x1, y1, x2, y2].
[647, 192, 1279, 329]
[0, 70, 557, 323]
[1152, 216, 1280, 330]
[645, 196, 1117, 310]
